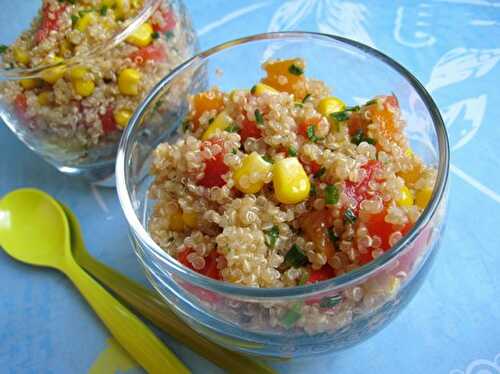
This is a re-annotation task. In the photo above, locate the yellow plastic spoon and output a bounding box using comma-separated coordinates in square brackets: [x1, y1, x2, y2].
[60, 202, 276, 374]
[0, 188, 190, 374]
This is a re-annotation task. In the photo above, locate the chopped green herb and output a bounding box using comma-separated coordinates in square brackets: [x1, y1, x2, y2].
[302, 93, 311, 103]
[250, 85, 257, 95]
[262, 155, 274, 164]
[344, 208, 357, 224]
[327, 228, 339, 245]
[288, 146, 297, 157]
[78, 9, 93, 17]
[182, 119, 191, 132]
[294, 102, 304, 108]
[151, 31, 160, 39]
[351, 129, 376, 145]
[208, 117, 214, 124]
[306, 125, 320, 142]
[71, 15, 79, 25]
[225, 123, 240, 133]
[288, 64, 304, 76]
[264, 225, 279, 248]
[0, 45, 8, 54]
[319, 295, 342, 308]
[231, 148, 237, 155]
[284, 244, 309, 268]
[164, 31, 175, 39]
[345, 105, 360, 112]
[309, 184, 317, 197]
[314, 167, 326, 179]
[298, 272, 309, 285]
[254, 109, 264, 124]
[325, 184, 339, 205]
[365, 99, 377, 106]
[153, 100, 163, 111]
[99, 5, 108, 15]
[331, 111, 349, 122]
[280, 303, 302, 328]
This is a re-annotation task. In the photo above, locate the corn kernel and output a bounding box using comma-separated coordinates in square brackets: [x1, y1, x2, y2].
[118, 68, 141, 96]
[201, 111, 233, 140]
[37, 91, 52, 106]
[404, 147, 413, 157]
[387, 276, 401, 295]
[13, 47, 30, 65]
[75, 12, 97, 32]
[318, 96, 346, 117]
[182, 211, 198, 228]
[273, 157, 310, 204]
[73, 79, 95, 97]
[113, 108, 133, 129]
[169, 211, 184, 231]
[101, 0, 115, 6]
[20, 79, 40, 90]
[397, 185, 414, 207]
[233, 152, 273, 194]
[114, 0, 131, 18]
[70, 66, 89, 81]
[415, 187, 433, 209]
[251, 83, 278, 96]
[126, 22, 153, 47]
[41, 57, 66, 84]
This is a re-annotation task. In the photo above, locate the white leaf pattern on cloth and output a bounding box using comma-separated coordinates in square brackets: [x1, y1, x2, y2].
[393, 5, 437, 48]
[442, 95, 487, 151]
[316, 0, 375, 47]
[426, 48, 500, 92]
[267, 0, 317, 32]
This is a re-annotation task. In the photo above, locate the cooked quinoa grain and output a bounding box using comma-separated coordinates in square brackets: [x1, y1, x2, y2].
[148, 58, 437, 295]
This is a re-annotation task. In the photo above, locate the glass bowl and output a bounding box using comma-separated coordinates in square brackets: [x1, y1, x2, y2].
[0, 0, 197, 183]
[116, 32, 449, 358]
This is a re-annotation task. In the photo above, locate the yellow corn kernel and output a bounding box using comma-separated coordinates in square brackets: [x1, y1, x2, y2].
[20, 79, 40, 90]
[415, 187, 433, 209]
[118, 68, 141, 96]
[101, 0, 115, 6]
[317, 96, 346, 117]
[41, 57, 66, 84]
[113, 108, 133, 129]
[73, 79, 95, 97]
[70, 66, 89, 81]
[126, 22, 153, 47]
[75, 12, 97, 32]
[397, 185, 414, 207]
[404, 147, 413, 157]
[59, 39, 73, 57]
[169, 211, 185, 232]
[387, 276, 401, 295]
[37, 91, 52, 106]
[201, 111, 233, 140]
[182, 211, 198, 229]
[114, 0, 131, 18]
[233, 152, 273, 194]
[251, 83, 278, 96]
[13, 47, 30, 65]
[131, 0, 143, 8]
[273, 157, 311, 204]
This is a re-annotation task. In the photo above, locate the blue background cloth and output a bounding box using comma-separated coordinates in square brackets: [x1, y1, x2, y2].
[1, 1, 499, 373]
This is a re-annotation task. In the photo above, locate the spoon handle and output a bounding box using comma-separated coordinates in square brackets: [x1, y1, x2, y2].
[75, 249, 276, 374]
[63, 258, 190, 374]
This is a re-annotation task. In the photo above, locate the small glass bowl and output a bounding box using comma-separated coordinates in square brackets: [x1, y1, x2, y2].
[0, 0, 197, 183]
[116, 32, 449, 358]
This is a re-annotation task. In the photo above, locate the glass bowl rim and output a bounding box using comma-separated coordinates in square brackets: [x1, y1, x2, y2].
[116, 31, 450, 299]
[0, 0, 162, 80]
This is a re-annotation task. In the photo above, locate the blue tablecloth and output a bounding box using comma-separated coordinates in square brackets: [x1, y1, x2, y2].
[1, 1, 499, 373]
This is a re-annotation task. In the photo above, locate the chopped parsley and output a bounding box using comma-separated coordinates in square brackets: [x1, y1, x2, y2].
[231, 148, 237, 155]
[365, 98, 378, 106]
[151, 31, 160, 39]
[99, 5, 108, 15]
[225, 123, 240, 133]
[344, 208, 357, 224]
[288, 63, 304, 76]
[306, 125, 320, 142]
[345, 105, 360, 112]
[314, 167, 326, 179]
[208, 117, 214, 124]
[284, 244, 309, 268]
[254, 109, 264, 124]
[264, 225, 279, 248]
[165, 31, 175, 39]
[71, 15, 79, 25]
[302, 93, 311, 103]
[309, 184, 317, 197]
[250, 85, 257, 95]
[319, 295, 342, 308]
[298, 272, 310, 285]
[262, 155, 274, 164]
[330, 111, 349, 122]
[351, 129, 376, 145]
[324, 184, 339, 205]
[288, 146, 297, 157]
[280, 303, 302, 327]
[327, 228, 339, 245]
[0, 45, 8, 54]
[182, 119, 191, 132]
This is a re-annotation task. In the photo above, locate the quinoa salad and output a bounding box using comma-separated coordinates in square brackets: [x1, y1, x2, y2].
[148, 58, 437, 332]
[0, 0, 194, 161]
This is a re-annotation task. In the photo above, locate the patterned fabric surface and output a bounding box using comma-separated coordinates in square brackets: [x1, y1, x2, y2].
[0, 1, 499, 373]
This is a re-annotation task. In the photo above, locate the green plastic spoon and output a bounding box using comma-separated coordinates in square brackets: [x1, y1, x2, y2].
[0, 188, 190, 374]
[60, 201, 277, 374]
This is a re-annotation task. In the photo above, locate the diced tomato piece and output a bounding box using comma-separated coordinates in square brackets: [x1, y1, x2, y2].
[177, 248, 222, 280]
[239, 118, 261, 142]
[129, 44, 167, 65]
[152, 9, 176, 32]
[365, 210, 394, 250]
[298, 117, 320, 138]
[397, 225, 432, 274]
[343, 160, 381, 213]
[358, 250, 373, 266]
[14, 94, 27, 115]
[300, 210, 335, 260]
[100, 106, 117, 134]
[198, 139, 229, 188]
[306, 265, 336, 284]
[35, 3, 66, 44]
